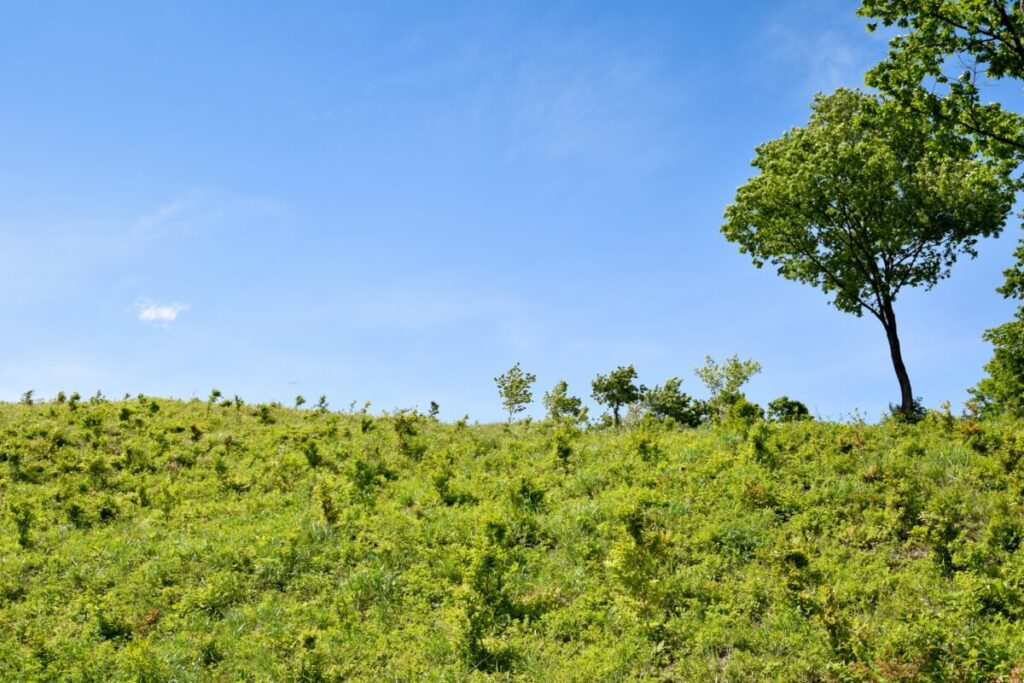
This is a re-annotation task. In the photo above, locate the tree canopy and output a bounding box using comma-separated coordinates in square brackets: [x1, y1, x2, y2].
[859, 0, 1024, 166]
[767, 396, 812, 423]
[694, 355, 762, 422]
[543, 380, 586, 423]
[642, 378, 703, 427]
[494, 363, 536, 424]
[591, 365, 641, 427]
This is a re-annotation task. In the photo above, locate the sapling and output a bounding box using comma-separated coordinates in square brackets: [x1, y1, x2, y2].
[694, 355, 761, 422]
[495, 363, 536, 424]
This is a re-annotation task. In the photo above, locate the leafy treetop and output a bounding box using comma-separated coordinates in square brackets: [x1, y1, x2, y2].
[642, 378, 703, 427]
[859, 0, 1024, 166]
[767, 396, 812, 423]
[543, 380, 586, 423]
[591, 365, 641, 427]
[694, 355, 762, 421]
[724, 88, 1014, 319]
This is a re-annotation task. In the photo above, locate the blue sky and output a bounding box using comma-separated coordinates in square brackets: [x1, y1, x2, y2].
[1, 1, 1020, 421]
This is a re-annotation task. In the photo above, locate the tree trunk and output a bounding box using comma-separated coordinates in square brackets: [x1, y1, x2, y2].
[881, 299, 915, 417]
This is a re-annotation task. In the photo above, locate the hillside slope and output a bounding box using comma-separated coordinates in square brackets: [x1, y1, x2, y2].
[1, 398, 1023, 681]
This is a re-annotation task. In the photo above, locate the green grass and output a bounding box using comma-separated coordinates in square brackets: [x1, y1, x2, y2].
[1, 397, 1023, 681]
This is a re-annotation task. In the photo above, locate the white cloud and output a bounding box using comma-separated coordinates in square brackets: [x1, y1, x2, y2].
[135, 301, 189, 325]
[498, 38, 687, 169]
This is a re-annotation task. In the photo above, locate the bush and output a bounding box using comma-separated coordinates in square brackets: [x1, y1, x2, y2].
[767, 396, 811, 422]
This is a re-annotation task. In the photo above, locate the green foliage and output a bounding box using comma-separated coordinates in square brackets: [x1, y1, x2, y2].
[694, 354, 762, 422]
[973, 316, 1024, 416]
[725, 396, 764, 426]
[974, 240, 1024, 416]
[641, 377, 703, 427]
[591, 365, 641, 427]
[1002, 241, 1024, 302]
[887, 396, 929, 424]
[768, 395, 812, 423]
[2, 398, 1024, 680]
[722, 87, 1015, 417]
[858, 0, 1024, 166]
[543, 380, 586, 423]
[861, 1, 1024, 418]
[723, 88, 1013, 318]
[8, 501, 34, 548]
[494, 362, 536, 424]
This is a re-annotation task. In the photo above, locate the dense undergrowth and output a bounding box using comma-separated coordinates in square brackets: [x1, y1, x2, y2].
[1, 397, 1023, 681]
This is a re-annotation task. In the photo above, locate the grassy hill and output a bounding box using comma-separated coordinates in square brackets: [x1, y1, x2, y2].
[1, 396, 1023, 681]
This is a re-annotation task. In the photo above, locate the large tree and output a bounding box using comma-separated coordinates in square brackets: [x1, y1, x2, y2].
[858, 0, 1024, 413]
[723, 89, 1015, 417]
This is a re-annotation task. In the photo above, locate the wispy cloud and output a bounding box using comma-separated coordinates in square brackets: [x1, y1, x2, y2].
[500, 39, 687, 168]
[767, 26, 864, 93]
[314, 284, 542, 352]
[135, 301, 189, 325]
[760, 2, 886, 97]
[134, 188, 289, 239]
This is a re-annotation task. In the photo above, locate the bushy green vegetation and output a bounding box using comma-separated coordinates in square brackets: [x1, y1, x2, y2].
[2, 396, 1023, 681]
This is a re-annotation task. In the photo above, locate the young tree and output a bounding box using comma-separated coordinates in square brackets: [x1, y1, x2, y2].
[694, 355, 762, 421]
[543, 380, 585, 422]
[494, 363, 536, 424]
[723, 89, 1015, 417]
[642, 378, 703, 427]
[591, 365, 640, 427]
